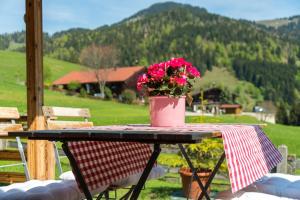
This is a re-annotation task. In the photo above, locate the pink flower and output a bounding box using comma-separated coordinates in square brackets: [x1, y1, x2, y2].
[174, 77, 187, 86]
[187, 66, 200, 77]
[168, 57, 186, 68]
[137, 74, 148, 90]
[147, 63, 165, 80]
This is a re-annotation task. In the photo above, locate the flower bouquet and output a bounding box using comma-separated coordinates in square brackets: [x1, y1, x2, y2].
[137, 58, 200, 127]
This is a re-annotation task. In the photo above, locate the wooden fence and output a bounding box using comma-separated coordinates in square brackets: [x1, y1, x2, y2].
[277, 145, 300, 174]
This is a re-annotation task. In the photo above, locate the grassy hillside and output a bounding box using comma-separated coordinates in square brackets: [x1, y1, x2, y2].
[0, 51, 149, 122]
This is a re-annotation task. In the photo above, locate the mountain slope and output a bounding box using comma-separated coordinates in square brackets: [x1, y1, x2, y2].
[257, 16, 300, 43]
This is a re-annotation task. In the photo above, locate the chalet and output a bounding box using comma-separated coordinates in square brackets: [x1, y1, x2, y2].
[52, 66, 146, 96]
[192, 88, 242, 114]
[192, 88, 224, 104]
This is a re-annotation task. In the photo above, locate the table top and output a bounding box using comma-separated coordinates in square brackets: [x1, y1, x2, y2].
[8, 124, 221, 144]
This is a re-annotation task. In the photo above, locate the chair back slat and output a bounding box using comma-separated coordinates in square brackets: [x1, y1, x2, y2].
[43, 106, 90, 118]
[47, 121, 93, 130]
[0, 107, 29, 183]
[0, 124, 23, 132]
[0, 107, 20, 119]
[43, 106, 93, 176]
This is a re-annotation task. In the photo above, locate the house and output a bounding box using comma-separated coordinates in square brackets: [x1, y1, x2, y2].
[192, 88, 224, 104]
[220, 104, 242, 114]
[192, 88, 241, 114]
[52, 66, 146, 96]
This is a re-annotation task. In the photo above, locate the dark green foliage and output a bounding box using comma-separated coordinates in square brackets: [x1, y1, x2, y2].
[67, 81, 80, 92]
[104, 87, 113, 100]
[232, 58, 297, 104]
[276, 103, 289, 125]
[79, 88, 87, 97]
[121, 89, 136, 104]
[289, 102, 300, 126]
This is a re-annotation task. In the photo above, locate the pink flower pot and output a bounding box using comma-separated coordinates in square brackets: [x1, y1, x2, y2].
[149, 96, 186, 127]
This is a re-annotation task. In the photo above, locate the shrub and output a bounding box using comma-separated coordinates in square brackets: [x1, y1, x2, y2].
[184, 139, 227, 172]
[79, 88, 87, 97]
[121, 89, 136, 104]
[104, 87, 113, 100]
[67, 81, 80, 92]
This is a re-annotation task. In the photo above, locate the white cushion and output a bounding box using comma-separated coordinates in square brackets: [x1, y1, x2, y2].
[60, 166, 166, 188]
[59, 171, 75, 180]
[252, 173, 300, 199]
[216, 173, 300, 200]
[216, 190, 294, 200]
[0, 179, 108, 200]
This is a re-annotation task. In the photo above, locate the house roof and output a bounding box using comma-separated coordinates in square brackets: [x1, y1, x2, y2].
[53, 66, 145, 85]
[220, 104, 242, 109]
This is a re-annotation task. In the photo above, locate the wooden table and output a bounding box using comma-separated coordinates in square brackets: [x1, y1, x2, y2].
[9, 126, 223, 200]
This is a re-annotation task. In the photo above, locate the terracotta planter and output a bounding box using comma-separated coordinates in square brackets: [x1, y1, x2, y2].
[179, 167, 212, 200]
[149, 96, 185, 127]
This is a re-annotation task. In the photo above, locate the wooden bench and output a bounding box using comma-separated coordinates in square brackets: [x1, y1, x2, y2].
[43, 106, 93, 176]
[0, 107, 30, 184]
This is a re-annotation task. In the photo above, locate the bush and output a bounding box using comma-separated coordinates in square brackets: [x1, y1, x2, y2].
[79, 88, 87, 97]
[121, 89, 136, 104]
[104, 87, 113, 100]
[67, 81, 80, 92]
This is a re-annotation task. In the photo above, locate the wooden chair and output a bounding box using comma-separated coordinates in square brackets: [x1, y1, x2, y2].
[42, 106, 93, 175]
[0, 107, 30, 183]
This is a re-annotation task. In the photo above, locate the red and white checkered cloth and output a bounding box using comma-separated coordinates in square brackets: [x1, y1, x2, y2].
[191, 124, 282, 193]
[68, 141, 152, 192]
[67, 124, 282, 193]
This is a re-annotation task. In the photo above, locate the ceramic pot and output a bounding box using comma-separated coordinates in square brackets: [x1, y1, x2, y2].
[179, 167, 212, 200]
[149, 96, 185, 127]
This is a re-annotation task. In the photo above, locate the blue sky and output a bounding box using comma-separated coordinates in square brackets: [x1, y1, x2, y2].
[0, 0, 300, 34]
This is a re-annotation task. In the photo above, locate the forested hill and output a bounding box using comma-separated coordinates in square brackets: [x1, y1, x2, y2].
[0, 2, 300, 104]
[257, 16, 300, 43]
[2, 2, 298, 66]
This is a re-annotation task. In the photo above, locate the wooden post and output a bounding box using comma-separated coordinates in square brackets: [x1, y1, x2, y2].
[25, 0, 55, 179]
[277, 145, 288, 174]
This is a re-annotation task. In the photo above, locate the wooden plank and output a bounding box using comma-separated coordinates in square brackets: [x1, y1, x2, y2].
[0, 107, 20, 119]
[0, 124, 23, 132]
[43, 106, 91, 118]
[47, 121, 93, 130]
[0, 150, 27, 161]
[10, 129, 218, 144]
[0, 172, 26, 183]
[26, 0, 55, 180]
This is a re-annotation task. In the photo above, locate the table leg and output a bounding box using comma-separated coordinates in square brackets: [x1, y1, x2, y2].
[130, 143, 161, 200]
[198, 152, 226, 200]
[62, 142, 93, 200]
[178, 144, 211, 200]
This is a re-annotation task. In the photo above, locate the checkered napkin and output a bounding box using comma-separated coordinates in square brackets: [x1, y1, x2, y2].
[187, 124, 282, 193]
[67, 141, 152, 192]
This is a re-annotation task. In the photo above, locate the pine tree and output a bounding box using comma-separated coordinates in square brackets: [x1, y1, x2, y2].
[289, 102, 300, 126]
[275, 103, 289, 125]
